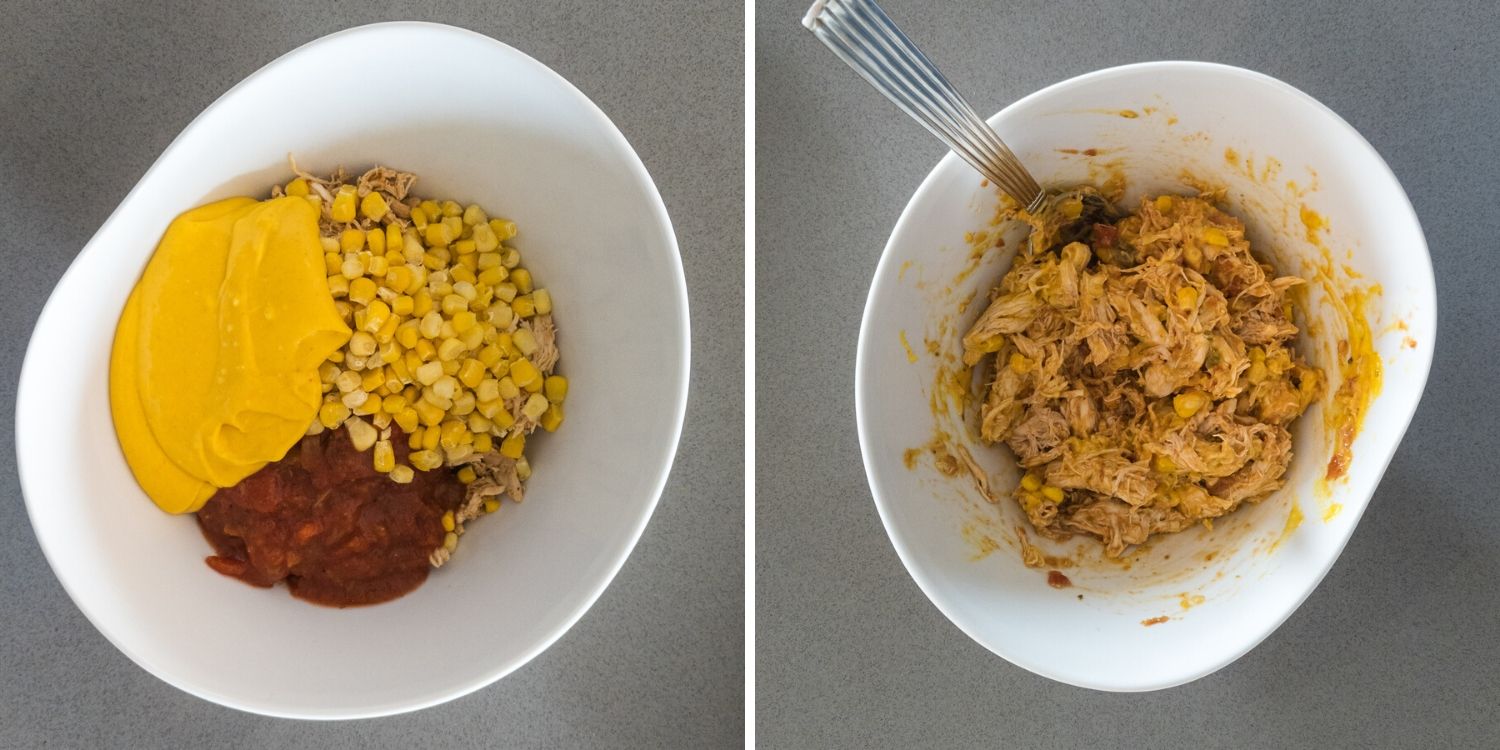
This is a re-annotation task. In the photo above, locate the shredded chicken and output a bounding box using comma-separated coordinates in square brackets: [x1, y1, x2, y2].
[966, 188, 1323, 556]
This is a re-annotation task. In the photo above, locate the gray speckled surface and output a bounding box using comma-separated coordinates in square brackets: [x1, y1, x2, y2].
[757, 0, 1498, 746]
[0, 1, 742, 747]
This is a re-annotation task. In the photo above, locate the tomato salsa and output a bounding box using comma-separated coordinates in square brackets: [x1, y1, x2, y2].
[196, 427, 464, 607]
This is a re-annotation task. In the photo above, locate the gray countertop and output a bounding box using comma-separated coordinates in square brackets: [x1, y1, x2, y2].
[757, 0, 1498, 747]
[0, 1, 743, 747]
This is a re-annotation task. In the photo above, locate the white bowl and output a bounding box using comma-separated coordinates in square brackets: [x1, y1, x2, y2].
[16, 23, 688, 718]
[856, 62, 1434, 691]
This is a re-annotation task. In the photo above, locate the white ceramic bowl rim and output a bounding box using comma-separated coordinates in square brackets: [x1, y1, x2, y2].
[16, 21, 690, 718]
[854, 60, 1435, 691]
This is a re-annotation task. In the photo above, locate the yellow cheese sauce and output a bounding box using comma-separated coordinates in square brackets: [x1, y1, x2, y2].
[110, 196, 350, 513]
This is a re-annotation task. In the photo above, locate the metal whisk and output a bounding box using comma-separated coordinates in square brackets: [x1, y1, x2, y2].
[803, 0, 1045, 212]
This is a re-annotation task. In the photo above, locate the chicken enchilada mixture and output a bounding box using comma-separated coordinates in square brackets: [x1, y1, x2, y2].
[110, 163, 566, 606]
[963, 188, 1322, 556]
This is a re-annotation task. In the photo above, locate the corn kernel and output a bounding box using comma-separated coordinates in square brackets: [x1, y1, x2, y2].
[442, 531, 458, 551]
[512, 296, 535, 319]
[285, 178, 310, 197]
[341, 389, 369, 410]
[330, 189, 356, 222]
[1020, 473, 1042, 492]
[489, 218, 518, 241]
[1154, 454, 1177, 473]
[345, 417, 378, 451]
[1009, 353, 1034, 374]
[511, 328, 537, 356]
[349, 277, 378, 305]
[493, 282, 518, 303]
[424, 223, 453, 248]
[354, 393, 382, 416]
[358, 191, 389, 221]
[422, 424, 442, 451]
[1173, 390, 1208, 418]
[394, 407, 420, 433]
[414, 399, 445, 427]
[510, 268, 533, 294]
[483, 498, 501, 514]
[477, 250, 503, 270]
[1174, 286, 1200, 311]
[1202, 227, 1229, 246]
[456, 358, 486, 389]
[492, 405, 516, 430]
[534, 376, 565, 406]
[414, 338, 437, 361]
[540, 403, 564, 432]
[410, 450, 443, 471]
[1041, 485, 1065, 503]
[442, 215, 463, 238]
[533, 289, 552, 315]
[498, 376, 521, 400]
[500, 432, 525, 459]
[1155, 195, 1175, 212]
[453, 239, 477, 257]
[522, 393, 549, 420]
[363, 300, 391, 334]
[510, 358, 540, 388]
[437, 337, 465, 362]
[319, 401, 350, 429]
[516, 457, 531, 480]
[390, 464, 414, 483]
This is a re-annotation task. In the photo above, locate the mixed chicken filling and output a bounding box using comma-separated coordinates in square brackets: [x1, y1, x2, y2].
[964, 189, 1323, 556]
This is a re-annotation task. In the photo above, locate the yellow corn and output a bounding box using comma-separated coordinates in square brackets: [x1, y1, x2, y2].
[373, 440, 395, 473]
[425, 223, 453, 248]
[1041, 485, 1065, 503]
[285, 178, 310, 197]
[1009, 353, 1034, 374]
[327, 275, 350, 298]
[540, 403, 564, 432]
[1154, 194, 1174, 212]
[339, 228, 365, 253]
[349, 277, 377, 305]
[489, 218, 517, 241]
[500, 432, 525, 459]
[360, 192, 389, 221]
[414, 399, 445, 427]
[1020, 473, 1042, 492]
[410, 450, 443, 471]
[1154, 454, 1177, 473]
[442, 531, 458, 552]
[318, 401, 350, 429]
[330, 189, 356, 223]
[394, 407, 419, 433]
[390, 464, 414, 484]
[1202, 227, 1229, 246]
[534, 289, 552, 315]
[1175, 287, 1199, 311]
[1173, 390, 1207, 418]
[512, 296, 535, 319]
[483, 498, 501, 514]
[544, 375, 568, 403]
[509, 358, 540, 389]
[441, 510, 457, 531]
[512, 328, 538, 356]
[510, 268, 533, 294]
[346, 417, 378, 451]
[354, 393, 382, 416]
[456, 467, 477, 485]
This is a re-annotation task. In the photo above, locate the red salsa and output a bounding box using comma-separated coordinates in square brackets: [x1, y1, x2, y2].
[196, 427, 464, 607]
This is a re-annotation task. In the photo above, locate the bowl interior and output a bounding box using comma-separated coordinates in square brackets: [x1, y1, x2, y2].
[857, 62, 1433, 690]
[17, 23, 687, 718]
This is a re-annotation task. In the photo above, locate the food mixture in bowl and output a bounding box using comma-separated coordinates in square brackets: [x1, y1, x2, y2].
[963, 188, 1322, 556]
[110, 163, 567, 605]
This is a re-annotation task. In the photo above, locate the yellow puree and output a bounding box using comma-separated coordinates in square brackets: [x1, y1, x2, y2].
[110, 197, 350, 513]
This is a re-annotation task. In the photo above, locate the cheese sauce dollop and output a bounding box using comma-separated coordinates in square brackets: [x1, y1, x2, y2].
[110, 196, 350, 513]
